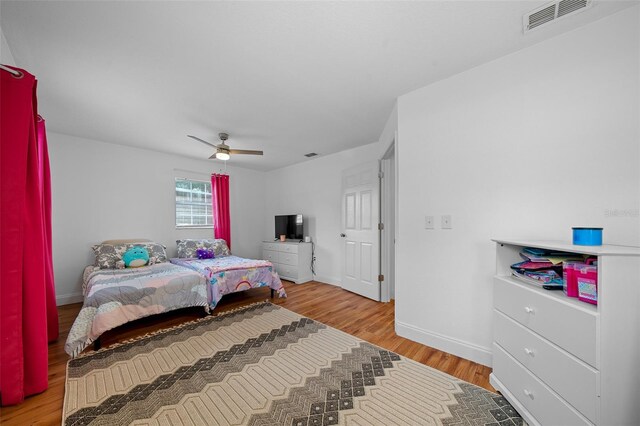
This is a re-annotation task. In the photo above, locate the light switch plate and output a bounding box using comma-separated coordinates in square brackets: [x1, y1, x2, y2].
[425, 215, 434, 229]
[441, 215, 452, 229]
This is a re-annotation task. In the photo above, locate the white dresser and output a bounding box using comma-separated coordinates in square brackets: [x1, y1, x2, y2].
[491, 240, 640, 426]
[262, 241, 313, 284]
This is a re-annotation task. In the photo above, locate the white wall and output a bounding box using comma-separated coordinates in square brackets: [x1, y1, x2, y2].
[264, 143, 385, 285]
[1, 27, 16, 65]
[377, 103, 398, 158]
[49, 132, 266, 305]
[395, 8, 640, 366]
[261, 104, 397, 287]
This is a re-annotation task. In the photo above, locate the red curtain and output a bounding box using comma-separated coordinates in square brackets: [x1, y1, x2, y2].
[37, 119, 59, 341]
[1, 66, 58, 406]
[211, 174, 231, 249]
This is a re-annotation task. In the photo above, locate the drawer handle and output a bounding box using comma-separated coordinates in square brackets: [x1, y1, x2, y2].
[524, 348, 535, 357]
[524, 306, 535, 314]
[523, 389, 535, 400]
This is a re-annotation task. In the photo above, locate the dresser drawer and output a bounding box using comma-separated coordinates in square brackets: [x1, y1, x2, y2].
[493, 344, 591, 426]
[275, 264, 298, 280]
[494, 310, 598, 423]
[280, 244, 299, 254]
[279, 252, 298, 266]
[493, 277, 597, 367]
[263, 243, 279, 252]
[262, 250, 278, 263]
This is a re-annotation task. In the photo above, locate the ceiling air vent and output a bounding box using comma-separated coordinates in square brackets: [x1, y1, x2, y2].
[524, 0, 592, 33]
[558, 0, 589, 17]
[304, 152, 318, 158]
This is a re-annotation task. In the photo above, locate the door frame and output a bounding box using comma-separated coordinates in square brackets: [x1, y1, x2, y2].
[379, 136, 397, 303]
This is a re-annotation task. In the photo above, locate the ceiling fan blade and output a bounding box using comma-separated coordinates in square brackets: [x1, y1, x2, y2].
[229, 149, 264, 156]
[187, 135, 217, 148]
[208, 154, 217, 159]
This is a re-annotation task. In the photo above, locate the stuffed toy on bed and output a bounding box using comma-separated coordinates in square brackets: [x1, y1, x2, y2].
[196, 248, 215, 259]
[122, 246, 150, 268]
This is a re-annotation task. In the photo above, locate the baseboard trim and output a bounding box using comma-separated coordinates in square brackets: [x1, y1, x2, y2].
[56, 292, 83, 306]
[313, 275, 341, 286]
[395, 320, 492, 367]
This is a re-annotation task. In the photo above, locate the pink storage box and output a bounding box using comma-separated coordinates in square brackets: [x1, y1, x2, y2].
[576, 264, 598, 305]
[563, 261, 580, 297]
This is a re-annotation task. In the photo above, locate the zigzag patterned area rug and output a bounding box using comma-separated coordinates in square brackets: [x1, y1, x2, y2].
[63, 301, 524, 425]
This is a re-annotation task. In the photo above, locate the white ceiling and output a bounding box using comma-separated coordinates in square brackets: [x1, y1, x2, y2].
[1, 1, 634, 171]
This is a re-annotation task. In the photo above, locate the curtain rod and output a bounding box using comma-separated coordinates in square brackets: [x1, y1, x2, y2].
[0, 64, 22, 77]
[173, 167, 229, 178]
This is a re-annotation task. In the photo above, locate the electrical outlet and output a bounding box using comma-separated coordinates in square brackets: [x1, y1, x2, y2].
[425, 215, 434, 229]
[441, 215, 452, 229]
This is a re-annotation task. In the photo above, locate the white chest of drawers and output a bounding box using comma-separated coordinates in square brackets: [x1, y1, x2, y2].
[262, 241, 312, 284]
[490, 240, 640, 426]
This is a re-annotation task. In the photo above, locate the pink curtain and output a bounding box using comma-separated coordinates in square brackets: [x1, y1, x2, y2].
[211, 174, 231, 249]
[1, 66, 58, 406]
[37, 118, 59, 342]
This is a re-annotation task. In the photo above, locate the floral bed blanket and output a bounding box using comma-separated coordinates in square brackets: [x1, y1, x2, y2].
[65, 263, 208, 357]
[170, 256, 286, 309]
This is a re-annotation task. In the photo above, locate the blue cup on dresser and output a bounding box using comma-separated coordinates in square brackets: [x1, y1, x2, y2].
[572, 227, 603, 246]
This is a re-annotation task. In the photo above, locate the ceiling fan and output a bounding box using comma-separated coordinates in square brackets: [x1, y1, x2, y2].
[187, 132, 263, 161]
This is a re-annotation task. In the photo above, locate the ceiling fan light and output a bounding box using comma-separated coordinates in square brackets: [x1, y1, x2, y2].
[215, 152, 230, 161]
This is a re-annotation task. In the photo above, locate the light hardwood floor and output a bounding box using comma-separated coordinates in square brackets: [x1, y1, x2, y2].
[0, 280, 494, 425]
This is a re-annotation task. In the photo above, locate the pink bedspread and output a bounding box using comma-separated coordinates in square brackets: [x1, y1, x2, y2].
[170, 256, 286, 309]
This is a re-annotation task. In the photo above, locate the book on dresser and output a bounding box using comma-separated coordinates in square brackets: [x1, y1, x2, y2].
[262, 241, 313, 284]
[491, 239, 640, 426]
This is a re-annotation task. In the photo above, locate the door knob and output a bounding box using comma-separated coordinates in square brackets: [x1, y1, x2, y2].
[340, 233, 346, 237]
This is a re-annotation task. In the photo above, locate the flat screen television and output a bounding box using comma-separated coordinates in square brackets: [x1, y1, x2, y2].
[275, 214, 303, 240]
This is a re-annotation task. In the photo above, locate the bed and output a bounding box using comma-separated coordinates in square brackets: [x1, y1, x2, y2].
[65, 239, 286, 357]
[64, 240, 209, 357]
[170, 255, 286, 310]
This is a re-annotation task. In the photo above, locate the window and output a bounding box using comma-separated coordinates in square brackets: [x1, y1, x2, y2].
[175, 178, 213, 228]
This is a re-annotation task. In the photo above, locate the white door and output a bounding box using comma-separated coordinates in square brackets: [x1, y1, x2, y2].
[341, 161, 380, 301]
